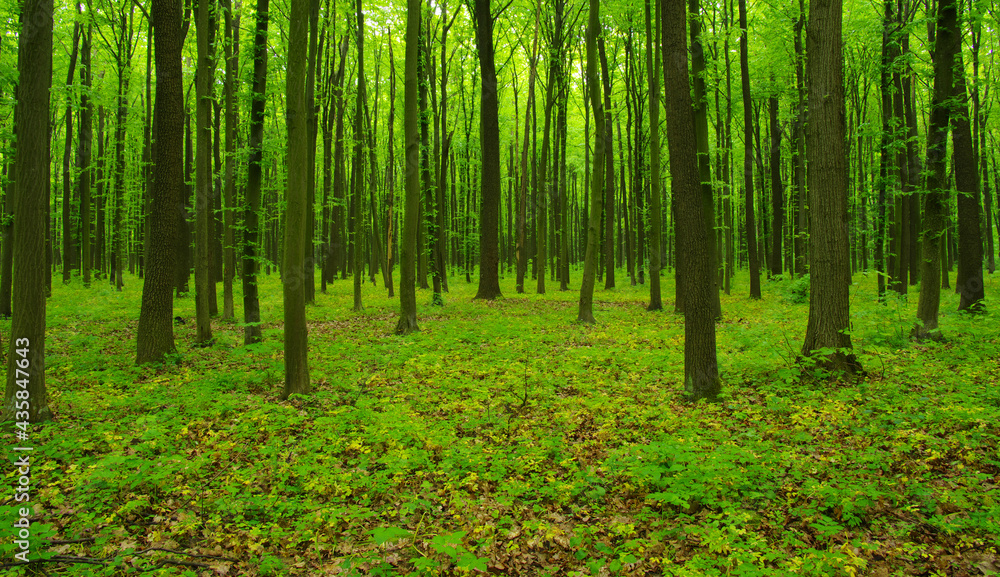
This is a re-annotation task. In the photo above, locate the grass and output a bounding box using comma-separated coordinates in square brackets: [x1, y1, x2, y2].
[2, 266, 998, 576]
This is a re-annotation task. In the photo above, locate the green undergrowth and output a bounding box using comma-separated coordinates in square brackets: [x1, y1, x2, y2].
[2, 269, 998, 576]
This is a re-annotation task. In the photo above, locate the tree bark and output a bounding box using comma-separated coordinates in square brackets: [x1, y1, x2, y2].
[645, 0, 662, 310]
[221, 0, 237, 320]
[577, 0, 605, 324]
[62, 22, 81, 284]
[137, 0, 185, 364]
[952, 45, 985, 312]
[195, 0, 214, 344]
[242, 0, 268, 345]
[352, 0, 367, 312]
[3, 0, 53, 422]
[738, 0, 761, 299]
[769, 95, 783, 277]
[800, 0, 859, 374]
[80, 24, 93, 287]
[282, 0, 311, 397]
[662, 0, 720, 400]
[395, 0, 421, 334]
[474, 0, 503, 300]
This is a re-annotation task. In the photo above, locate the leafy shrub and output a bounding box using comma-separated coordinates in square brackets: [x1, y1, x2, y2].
[785, 274, 810, 304]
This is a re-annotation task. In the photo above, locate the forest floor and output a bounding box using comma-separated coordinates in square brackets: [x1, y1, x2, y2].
[2, 268, 999, 576]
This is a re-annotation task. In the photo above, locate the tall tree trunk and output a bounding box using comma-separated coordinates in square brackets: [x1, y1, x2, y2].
[913, 0, 957, 339]
[62, 22, 81, 284]
[516, 7, 540, 294]
[738, 0, 761, 299]
[384, 33, 396, 297]
[792, 0, 807, 276]
[577, 0, 605, 324]
[952, 41, 985, 311]
[242, 0, 268, 345]
[645, 0, 662, 309]
[418, 14, 441, 305]
[800, 0, 859, 373]
[536, 79, 555, 293]
[599, 38, 615, 290]
[3, 0, 53, 421]
[304, 0, 319, 304]
[80, 24, 93, 287]
[221, 0, 237, 320]
[137, 0, 185, 364]
[395, 0, 421, 334]
[769, 95, 783, 276]
[352, 0, 367, 312]
[663, 0, 720, 400]
[195, 0, 214, 343]
[689, 0, 720, 316]
[473, 0, 502, 300]
[283, 0, 311, 397]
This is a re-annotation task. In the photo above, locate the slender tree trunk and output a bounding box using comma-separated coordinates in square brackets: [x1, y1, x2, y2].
[396, 0, 421, 334]
[536, 59, 556, 295]
[242, 0, 268, 345]
[516, 7, 540, 294]
[769, 95, 783, 276]
[352, 0, 366, 312]
[62, 23, 81, 284]
[913, 0, 958, 339]
[194, 0, 214, 343]
[578, 0, 605, 324]
[80, 25, 93, 287]
[599, 38, 615, 290]
[738, 0, 761, 299]
[221, 0, 237, 320]
[792, 0, 807, 276]
[304, 0, 319, 305]
[645, 0, 662, 309]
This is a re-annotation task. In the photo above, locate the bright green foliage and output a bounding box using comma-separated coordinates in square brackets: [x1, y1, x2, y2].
[1, 272, 998, 575]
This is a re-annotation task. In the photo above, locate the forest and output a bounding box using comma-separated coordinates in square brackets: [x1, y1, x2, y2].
[1, 0, 999, 572]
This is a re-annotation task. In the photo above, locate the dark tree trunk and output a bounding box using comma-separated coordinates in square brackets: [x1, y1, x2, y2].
[952, 45, 985, 312]
[516, 9, 540, 294]
[352, 0, 366, 312]
[792, 0, 807, 276]
[221, 0, 237, 320]
[62, 22, 81, 284]
[242, 0, 268, 345]
[800, 0, 859, 373]
[3, 0, 53, 421]
[913, 0, 958, 339]
[662, 0, 720, 400]
[645, 0, 662, 310]
[282, 0, 311, 397]
[304, 0, 319, 305]
[195, 0, 214, 343]
[137, 0, 185, 364]
[598, 39, 614, 291]
[396, 0, 421, 334]
[577, 0, 605, 324]
[769, 95, 783, 277]
[473, 0, 502, 300]
[80, 25, 93, 286]
[738, 0, 761, 299]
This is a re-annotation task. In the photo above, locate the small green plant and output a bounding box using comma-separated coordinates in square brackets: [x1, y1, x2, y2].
[785, 274, 811, 304]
